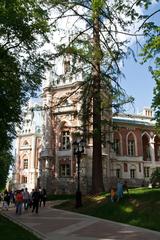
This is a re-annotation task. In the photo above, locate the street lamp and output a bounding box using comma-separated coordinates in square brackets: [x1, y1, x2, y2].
[73, 138, 85, 208]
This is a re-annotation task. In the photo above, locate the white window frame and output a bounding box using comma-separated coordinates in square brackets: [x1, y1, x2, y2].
[113, 139, 120, 155]
[144, 167, 150, 178]
[128, 140, 135, 156]
[61, 131, 71, 150]
[23, 159, 28, 169]
[130, 169, 135, 179]
[60, 164, 71, 177]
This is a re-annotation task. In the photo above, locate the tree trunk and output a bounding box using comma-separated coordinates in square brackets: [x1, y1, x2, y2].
[91, 7, 104, 193]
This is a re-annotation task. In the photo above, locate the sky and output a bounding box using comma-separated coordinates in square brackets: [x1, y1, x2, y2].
[120, 2, 159, 114]
[121, 54, 155, 114]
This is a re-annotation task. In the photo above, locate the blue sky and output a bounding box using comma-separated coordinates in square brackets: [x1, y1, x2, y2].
[121, 55, 155, 114]
[120, 2, 159, 114]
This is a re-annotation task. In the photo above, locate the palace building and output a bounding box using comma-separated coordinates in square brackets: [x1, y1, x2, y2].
[13, 102, 42, 192]
[14, 58, 160, 193]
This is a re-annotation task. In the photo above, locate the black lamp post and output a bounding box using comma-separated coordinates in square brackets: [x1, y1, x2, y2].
[73, 138, 84, 208]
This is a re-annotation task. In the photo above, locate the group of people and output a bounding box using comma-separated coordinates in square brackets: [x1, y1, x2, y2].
[110, 181, 129, 202]
[1, 187, 47, 214]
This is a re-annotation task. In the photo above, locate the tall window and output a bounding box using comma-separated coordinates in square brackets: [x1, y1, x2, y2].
[23, 159, 28, 169]
[128, 140, 135, 156]
[144, 167, 150, 178]
[113, 139, 120, 155]
[61, 131, 71, 150]
[130, 169, 135, 179]
[142, 134, 150, 161]
[60, 164, 70, 177]
[124, 163, 128, 172]
[64, 59, 70, 74]
[116, 169, 120, 178]
[154, 136, 160, 161]
[22, 176, 27, 183]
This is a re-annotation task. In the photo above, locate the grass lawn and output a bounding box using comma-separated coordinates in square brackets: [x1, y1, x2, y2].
[0, 214, 40, 240]
[55, 188, 160, 232]
[47, 194, 75, 201]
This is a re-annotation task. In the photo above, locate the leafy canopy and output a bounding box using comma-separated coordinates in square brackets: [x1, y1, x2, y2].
[0, 0, 50, 187]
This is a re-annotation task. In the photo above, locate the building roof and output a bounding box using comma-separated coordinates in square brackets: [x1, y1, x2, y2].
[113, 113, 155, 127]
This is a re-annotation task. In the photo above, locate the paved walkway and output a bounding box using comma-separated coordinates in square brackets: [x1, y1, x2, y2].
[1, 202, 160, 240]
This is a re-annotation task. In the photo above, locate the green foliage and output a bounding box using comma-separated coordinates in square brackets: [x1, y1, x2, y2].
[47, 194, 75, 201]
[0, 215, 39, 240]
[47, 1, 144, 193]
[139, 2, 160, 129]
[150, 168, 160, 187]
[0, 0, 50, 185]
[0, 149, 13, 190]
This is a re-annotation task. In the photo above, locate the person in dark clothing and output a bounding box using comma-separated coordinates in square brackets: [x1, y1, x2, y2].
[39, 187, 43, 207]
[32, 188, 40, 214]
[123, 181, 129, 194]
[42, 188, 47, 207]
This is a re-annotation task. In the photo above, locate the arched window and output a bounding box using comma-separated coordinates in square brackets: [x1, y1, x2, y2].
[113, 132, 121, 155]
[23, 140, 29, 146]
[127, 133, 135, 156]
[142, 133, 150, 161]
[154, 136, 160, 161]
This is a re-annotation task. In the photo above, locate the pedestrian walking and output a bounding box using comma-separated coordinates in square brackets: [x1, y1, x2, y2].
[110, 187, 116, 202]
[2, 191, 10, 210]
[39, 187, 43, 207]
[32, 188, 40, 214]
[23, 188, 30, 210]
[41, 188, 47, 207]
[116, 181, 123, 201]
[15, 190, 23, 214]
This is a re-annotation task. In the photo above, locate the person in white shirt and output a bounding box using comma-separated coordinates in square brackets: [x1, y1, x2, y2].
[23, 188, 30, 210]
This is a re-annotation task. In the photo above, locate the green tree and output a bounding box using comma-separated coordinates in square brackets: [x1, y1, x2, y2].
[0, 149, 13, 190]
[0, 0, 50, 187]
[150, 168, 160, 187]
[139, 1, 160, 128]
[47, 0, 142, 193]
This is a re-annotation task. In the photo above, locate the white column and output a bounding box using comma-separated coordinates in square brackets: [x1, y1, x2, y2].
[31, 135, 36, 169]
[150, 136, 155, 166]
[41, 91, 53, 157]
[15, 137, 20, 170]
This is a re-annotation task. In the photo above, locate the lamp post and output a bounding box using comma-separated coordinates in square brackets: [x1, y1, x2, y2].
[73, 138, 84, 208]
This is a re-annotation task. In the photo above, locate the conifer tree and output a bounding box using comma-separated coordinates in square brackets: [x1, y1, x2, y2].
[47, 0, 145, 193]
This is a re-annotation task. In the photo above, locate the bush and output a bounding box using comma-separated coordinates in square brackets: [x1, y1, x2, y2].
[150, 168, 160, 188]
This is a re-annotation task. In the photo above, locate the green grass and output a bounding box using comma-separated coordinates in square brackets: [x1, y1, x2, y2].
[55, 188, 160, 232]
[0, 215, 40, 240]
[47, 194, 75, 201]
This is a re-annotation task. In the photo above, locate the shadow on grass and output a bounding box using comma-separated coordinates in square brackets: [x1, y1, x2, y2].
[55, 188, 160, 231]
[0, 215, 39, 240]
